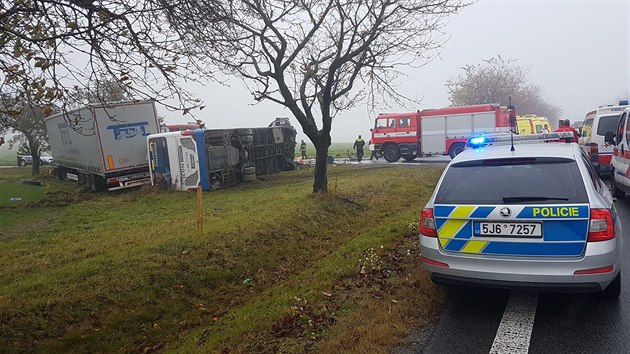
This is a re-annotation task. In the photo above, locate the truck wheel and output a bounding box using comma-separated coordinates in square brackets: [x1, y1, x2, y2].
[93, 176, 105, 192]
[611, 173, 625, 199]
[403, 154, 417, 162]
[449, 143, 465, 159]
[383, 145, 400, 162]
[601, 272, 621, 299]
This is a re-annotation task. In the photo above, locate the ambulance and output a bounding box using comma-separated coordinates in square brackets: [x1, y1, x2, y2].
[515, 115, 551, 134]
[608, 106, 630, 198]
[580, 101, 628, 176]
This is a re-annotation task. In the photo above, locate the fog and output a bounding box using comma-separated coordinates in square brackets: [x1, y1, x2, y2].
[159, 0, 628, 143]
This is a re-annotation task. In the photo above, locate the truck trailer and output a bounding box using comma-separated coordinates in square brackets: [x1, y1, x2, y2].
[371, 104, 513, 161]
[45, 100, 160, 191]
[148, 119, 297, 191]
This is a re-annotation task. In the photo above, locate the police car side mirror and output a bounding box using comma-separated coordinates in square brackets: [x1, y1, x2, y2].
[604, 131, 615, 145]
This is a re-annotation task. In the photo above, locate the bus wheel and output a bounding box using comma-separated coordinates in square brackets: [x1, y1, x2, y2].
[449, 143, 465, 159]
[383, 145, 400, 162]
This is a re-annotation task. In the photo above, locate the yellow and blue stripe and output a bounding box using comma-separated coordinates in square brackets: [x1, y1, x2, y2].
[434, 204, 589, 257]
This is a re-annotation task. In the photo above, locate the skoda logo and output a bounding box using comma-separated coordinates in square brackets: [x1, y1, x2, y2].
[499, 207, 511, 218]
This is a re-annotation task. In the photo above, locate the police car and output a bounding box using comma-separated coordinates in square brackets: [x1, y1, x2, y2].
[420, 132, 622, 298]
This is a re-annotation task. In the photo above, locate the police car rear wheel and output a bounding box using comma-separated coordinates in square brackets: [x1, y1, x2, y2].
[601, 272, 621, 299]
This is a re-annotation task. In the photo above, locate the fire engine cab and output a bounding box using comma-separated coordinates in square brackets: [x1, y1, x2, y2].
[371, 104, 513, 162]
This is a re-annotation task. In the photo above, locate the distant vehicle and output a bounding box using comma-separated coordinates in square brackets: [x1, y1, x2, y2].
[148, 119, 297, 191]
[160, 122, 201, 133]
[45, 100, 160, 191]
[579, 100, 628, 176]
[516, 115, 551, 134]
[608, 106, 630, 199]
[17, 154, 54, 166]
[572, 120, 584, 132]
[421, 132, 622, 298]
[371, 104, 513, 161]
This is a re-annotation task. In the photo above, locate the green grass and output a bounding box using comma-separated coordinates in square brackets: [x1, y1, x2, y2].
[296, 142, 356, 159]
[0, 164, 445, 353]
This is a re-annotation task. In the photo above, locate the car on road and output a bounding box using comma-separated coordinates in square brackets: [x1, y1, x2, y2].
[17, 154, 54, 167]
[420, 132, 622, 298]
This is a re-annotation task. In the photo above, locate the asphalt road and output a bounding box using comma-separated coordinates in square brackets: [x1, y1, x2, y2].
[397, 187, 630, 354]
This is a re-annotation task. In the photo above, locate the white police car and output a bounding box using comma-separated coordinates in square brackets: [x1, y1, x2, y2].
[420, 132, 622, 298]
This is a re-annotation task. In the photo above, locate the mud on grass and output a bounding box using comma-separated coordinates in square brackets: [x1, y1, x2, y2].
[0, 165, 445, 353]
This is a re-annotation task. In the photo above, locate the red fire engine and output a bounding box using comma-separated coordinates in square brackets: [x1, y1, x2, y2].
[370, 104, 513, 162]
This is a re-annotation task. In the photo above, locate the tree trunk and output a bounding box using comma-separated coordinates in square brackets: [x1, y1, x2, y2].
[312, 143, 329, 193]
[30, 140, 40, 177]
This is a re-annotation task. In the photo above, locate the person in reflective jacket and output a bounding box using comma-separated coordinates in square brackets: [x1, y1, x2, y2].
[353, 135, 366, 162]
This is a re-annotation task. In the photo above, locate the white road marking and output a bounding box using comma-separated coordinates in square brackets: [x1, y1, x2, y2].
[489, 291, 539, 354]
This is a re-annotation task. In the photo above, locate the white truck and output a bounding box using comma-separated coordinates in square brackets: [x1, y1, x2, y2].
[45, 100, 160, 191]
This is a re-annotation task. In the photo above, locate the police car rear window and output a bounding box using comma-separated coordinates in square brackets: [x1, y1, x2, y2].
[435, 158, 588, 205]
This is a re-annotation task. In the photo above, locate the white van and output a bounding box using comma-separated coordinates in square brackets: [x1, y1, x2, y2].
[609, 106, 630, 198]
[580, 101, 627, 176]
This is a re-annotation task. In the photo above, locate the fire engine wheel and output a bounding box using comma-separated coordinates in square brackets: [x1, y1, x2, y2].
[449, 143, 466, 159]
[402, 154, 417, 162]
[611, 172, 625, 199]
[383, 145, 401, 162]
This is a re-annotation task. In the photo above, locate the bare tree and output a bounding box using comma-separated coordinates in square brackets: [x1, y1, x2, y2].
[0, 0, 215, 116]
[167, 0, 466, 192]
[446, 56, 561, 123]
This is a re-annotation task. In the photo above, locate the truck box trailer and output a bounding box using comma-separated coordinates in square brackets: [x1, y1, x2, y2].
[147, 119, 297, 191]
[371, 104, 513, 161]
[45, 100, 160, 191]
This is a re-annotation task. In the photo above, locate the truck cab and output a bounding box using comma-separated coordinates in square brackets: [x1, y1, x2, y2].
[372, 112, 420, 162]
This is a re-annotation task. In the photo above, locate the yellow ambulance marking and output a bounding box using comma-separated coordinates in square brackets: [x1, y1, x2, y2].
[438, 206, 476, 248]
[461, 240, 488, 253]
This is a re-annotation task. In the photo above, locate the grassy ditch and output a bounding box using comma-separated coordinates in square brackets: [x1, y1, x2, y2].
[0, 164, 444, 353]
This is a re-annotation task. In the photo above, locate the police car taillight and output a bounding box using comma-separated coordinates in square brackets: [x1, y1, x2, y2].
[420, 208, 437, 237]
[588, 209, 615, 242]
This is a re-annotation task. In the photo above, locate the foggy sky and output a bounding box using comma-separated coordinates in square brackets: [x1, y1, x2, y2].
[164, 0, 629, 143]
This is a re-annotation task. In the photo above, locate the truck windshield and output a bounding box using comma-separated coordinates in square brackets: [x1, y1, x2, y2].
[435, 158, 588, 204]
[596, 115, 621, 136]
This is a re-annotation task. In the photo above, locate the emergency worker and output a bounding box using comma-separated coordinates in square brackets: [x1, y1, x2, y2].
[16, 144, 27, 166]
[369, 139, 379, 160]
[299, 140, 307, 160]
[554, 119, 579, 143]
[353, 135, 366, 162]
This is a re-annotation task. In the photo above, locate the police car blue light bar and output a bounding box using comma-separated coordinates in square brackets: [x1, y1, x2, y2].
[466, 132, 575, 149]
